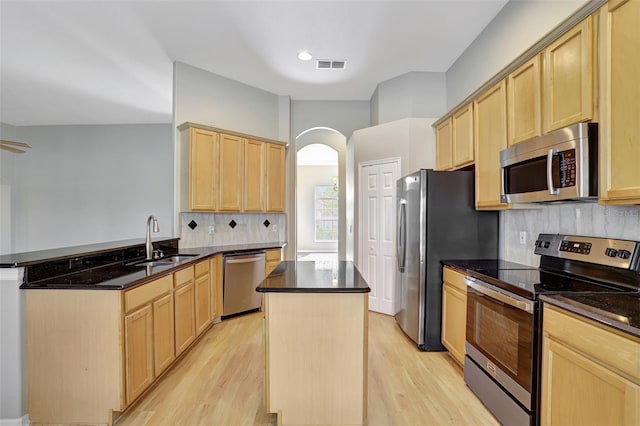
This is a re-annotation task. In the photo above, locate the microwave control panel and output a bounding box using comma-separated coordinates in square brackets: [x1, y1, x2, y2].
[558, 149, 576, 187]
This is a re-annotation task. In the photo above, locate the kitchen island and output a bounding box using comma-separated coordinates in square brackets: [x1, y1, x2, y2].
[257, 261, 370, 425]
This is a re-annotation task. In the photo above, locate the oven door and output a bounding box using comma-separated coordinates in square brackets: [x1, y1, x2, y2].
[465, 276, 536, 410]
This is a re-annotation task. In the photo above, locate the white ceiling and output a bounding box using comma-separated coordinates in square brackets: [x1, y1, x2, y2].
[0, 0, 509, 126]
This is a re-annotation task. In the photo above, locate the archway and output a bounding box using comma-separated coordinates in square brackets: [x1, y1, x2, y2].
[295, 127, 347, 261]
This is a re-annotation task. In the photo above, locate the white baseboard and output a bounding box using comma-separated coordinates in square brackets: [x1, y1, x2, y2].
[0, 415, 29, 426]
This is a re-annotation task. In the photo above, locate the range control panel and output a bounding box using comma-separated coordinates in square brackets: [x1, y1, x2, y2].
[535, 234, 640, 271]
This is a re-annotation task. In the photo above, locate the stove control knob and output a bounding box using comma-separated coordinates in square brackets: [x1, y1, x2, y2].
[618, 249, 631, 259]
[605, 248, 618, 258]
[543, 241, 550, 248]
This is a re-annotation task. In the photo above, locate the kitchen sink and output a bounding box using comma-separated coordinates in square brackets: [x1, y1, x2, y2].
[132, 254, 198, 267]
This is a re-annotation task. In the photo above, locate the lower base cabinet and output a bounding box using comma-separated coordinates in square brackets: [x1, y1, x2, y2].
[25, 256, 224, 425]
[441, 267, 467, 365]
[541, 304, 640, 425]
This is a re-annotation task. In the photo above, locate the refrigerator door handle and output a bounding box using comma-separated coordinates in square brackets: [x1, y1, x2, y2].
[397, 201, 406, 272]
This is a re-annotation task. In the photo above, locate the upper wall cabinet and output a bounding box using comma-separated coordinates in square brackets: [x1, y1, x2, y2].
[435, 118, 453, 171]
[266, 143, 285, 212]
[179, 123, 287, 213]
[507, 55, 542, 146]
[542, 16, 594, 133]
[599, 0, 640, 204]
[436, 104, 474, 171]
[436, 117, 453, 170]
[186, 128, 218, 211]
[218, 133, 245, 211]
[474, 81, 509, 210]
[244, 139, 266, 212]
[452, 104, 475, 168]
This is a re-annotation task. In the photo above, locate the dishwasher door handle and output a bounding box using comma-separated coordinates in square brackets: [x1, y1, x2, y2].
[225, 254, 265, 264]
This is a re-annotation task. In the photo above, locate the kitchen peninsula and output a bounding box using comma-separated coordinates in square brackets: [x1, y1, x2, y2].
[257, 261, 370, 425]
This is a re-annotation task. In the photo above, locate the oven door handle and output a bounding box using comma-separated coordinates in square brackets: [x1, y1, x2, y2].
[465, 277, 534, 313]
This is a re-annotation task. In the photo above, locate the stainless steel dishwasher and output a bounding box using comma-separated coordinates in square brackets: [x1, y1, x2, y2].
[222, 251, 266, 318]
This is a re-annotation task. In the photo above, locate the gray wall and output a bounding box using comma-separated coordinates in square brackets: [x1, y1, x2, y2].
[173, 61, 288, 141]
[371, 72, 446, 126]
[0, 123, 173, 254]
[297, 165, 339, 252]
[290, 100, 370, 141]
[446, 0, 588, 109]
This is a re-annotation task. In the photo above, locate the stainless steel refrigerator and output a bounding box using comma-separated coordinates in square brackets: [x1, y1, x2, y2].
[395, 169, 498, 350]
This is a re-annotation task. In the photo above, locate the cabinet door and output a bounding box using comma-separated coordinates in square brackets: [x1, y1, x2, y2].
[543, 16, 594, 133]
[244, 139, 266, 212]
[153, 293, 175, 376]
[600, 0, 640, 204]
[210, 255, 220, 320]
[541, 305, 640, 426]
[124, 304, 154, 405]
[441, 268, 468, 365]
[189, 128, 218, 211]
[474, 80, 509, 210]
[218, 133, 244, 211]
[266, 143, 285, 212]
[174, 282, 196, 355]
[541, 337, 640, 426]
[435, 118, 453, 171]
[195, 272, 211, 336]
[452, 104, 474, 168]
[507, 55, 542, 146]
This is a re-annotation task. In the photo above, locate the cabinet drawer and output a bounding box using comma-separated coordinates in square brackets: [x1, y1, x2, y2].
[265, 248, 282, 262]
[443, 267, 467, 293]
[194, 259, 210, 278]
[174, 266, 194, 287]
[124, 275, 173, 313]
[543, 305, 640, 381]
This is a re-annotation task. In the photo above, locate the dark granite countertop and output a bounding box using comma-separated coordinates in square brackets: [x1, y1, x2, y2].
[13, 240, 286, 290]
[257, 261, 370, 293]
[541, 294, 640, 338]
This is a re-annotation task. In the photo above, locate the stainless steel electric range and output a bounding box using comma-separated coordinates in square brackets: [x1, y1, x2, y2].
[460, 234, 640, 426]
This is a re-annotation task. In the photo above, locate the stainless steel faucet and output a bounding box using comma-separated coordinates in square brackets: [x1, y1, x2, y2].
[145, 215, 159, 260]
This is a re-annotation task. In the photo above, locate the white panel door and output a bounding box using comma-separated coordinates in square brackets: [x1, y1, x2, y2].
[359, 159, 400, 315]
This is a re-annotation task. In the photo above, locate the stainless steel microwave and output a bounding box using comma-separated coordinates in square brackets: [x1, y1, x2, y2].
[500, 123, 598, 203]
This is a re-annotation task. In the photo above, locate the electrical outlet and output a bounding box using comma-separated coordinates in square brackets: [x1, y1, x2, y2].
[519, 231, 527, 245]
[273, 224, 278, 233]
[208, 225, 215, 235]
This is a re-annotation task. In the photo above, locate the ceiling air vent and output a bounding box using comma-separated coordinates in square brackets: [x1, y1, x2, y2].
[316, 59, 347, 70]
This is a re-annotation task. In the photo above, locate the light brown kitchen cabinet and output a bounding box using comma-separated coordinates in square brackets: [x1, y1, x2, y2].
[174, 266, 196, 355]
[599, 0, 640, 204]
[435, 118, 453, 171]
[266, 142, 286, 212]
[186, 127, 218, 211]
[507, 55, 542, 146]
[124, 304, 154, 405]
[244, 139, 266, 211]
[194, 260, 212, 335]
[441, 267, 467, 366]
[541, 304, 640, 426]
[265, 248, 282, 276]
[152, 292, 175, 375]
[218, 133, 244, 211]
[211, 254, 223, 320]
[452, 104, 474, 168]
[179, 123, 287, 213]
[474, 80, 510, 210]
[542, 16, 594, 133]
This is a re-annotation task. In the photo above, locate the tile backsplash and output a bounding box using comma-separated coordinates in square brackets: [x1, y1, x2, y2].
[179, 212, 286, 248]
[501, 203, 640, 267]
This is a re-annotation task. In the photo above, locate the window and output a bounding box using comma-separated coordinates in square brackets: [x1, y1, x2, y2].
[314, 184, 338, 241]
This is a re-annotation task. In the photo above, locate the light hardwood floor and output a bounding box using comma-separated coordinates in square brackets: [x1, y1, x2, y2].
[116, 311, 498, 425]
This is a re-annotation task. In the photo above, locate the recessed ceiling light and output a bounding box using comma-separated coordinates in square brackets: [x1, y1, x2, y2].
[297, 51, 313, 61]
